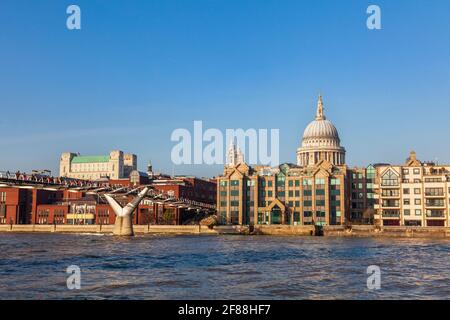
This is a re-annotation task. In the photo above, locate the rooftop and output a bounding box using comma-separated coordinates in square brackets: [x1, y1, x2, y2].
[71, 155, 110, 164]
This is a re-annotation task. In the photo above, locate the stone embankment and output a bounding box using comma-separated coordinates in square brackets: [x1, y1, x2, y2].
[323, 225, 450, 238]
[0, 224, 449, 238]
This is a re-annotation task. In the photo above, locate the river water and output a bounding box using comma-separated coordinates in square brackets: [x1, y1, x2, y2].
[0, 233, 449, 300]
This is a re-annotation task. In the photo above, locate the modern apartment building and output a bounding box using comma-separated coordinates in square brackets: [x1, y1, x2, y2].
[347, 165, 378, 224]
[374, 151, 450, 227]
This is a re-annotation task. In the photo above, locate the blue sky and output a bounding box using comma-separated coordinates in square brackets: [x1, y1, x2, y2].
[0, 0, 449, 177]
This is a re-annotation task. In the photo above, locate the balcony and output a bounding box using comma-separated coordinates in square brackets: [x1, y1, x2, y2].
[380, 195, 400, 200]
[381, 202, 400, 208]
[425, 203, 446, 208]
[426, 212, 446, 218]
[382, 212, 400, 218]
[380, 184, 399, 188]
[424, 193, 445, 198]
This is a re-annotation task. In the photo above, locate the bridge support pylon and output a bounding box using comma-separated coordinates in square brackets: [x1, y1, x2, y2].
[104, 187, 149, 236]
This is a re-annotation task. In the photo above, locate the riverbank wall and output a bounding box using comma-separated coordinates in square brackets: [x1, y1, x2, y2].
[0, 224, 247, 235]
[323, 225, 450, 238]
[0, 224, 449, 238]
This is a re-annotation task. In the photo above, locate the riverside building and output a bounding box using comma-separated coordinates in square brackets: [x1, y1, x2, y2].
[217, 96, 450, 227]
[217, 96, 348, 226]
[374, 151, 450, 227]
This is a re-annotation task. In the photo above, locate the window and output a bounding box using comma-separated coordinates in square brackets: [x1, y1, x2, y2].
[414, 188, 421, 195]
[366, 166, 376, 179]
[404, 209, 411, 216]
[415, 209, 422, 216]
[382, 199, 399, 207]
[415, 199, 421, 205]
[303, 179, 312, 186]
[316, 200, 325, 206]
[404, 199, 410, 205]
[276, 176, 285, 186]
[315, 178, 325, 185]
[316, 189, 325, 196]
[425, 188, 444, 196]
[413, 169, 420, 174]
[331, 189, 340, 196]
[382, 189, 399, 197]
[402, 169, 409, 175]
[316, 211, 326, 217]
[331, 178, 340, 185]
[403, 188, 410, 195]
[295, 180, 300, 187]
[381, 170, 399, 186]
[288, 180, 293, 187]
[231, 180, 239, 186]
[303, 200, 312, 207]
[0, 192, 6, 202]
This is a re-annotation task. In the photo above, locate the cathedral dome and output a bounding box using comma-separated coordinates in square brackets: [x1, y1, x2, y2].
[302, 119, 340, 145]
[296, 95, 346, 166]
[301, 96, 341, 148]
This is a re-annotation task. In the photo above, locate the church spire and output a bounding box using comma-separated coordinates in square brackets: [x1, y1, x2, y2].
[316, 94, 326, 120]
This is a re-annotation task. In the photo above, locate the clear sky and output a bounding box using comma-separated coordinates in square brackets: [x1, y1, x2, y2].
[1, 0, 450, 177]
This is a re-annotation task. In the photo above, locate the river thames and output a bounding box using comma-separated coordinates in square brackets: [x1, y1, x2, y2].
[0, 233, 449, 300]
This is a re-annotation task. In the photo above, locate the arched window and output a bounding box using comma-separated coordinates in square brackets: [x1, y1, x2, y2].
[381, 170, 399, 186]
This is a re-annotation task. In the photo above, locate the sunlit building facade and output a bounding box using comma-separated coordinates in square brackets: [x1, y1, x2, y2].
[217, 96, 348, 226]
[374, 151, 450, 227]
[59, 150, 137, 180]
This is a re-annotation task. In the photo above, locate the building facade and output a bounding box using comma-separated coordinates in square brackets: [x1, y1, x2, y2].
[59, 150, 137, 180]
[217, 161, 347, 226]
[217, 96, 450, 227]
[217, 96, 348, 226]
[374, 151, 450, 227]
[347, 165, 377, 224]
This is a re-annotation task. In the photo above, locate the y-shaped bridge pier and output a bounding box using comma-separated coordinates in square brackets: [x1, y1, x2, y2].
[104, 187, 149, 236]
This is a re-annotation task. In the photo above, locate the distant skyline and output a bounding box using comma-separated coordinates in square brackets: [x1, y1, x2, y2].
[1, 0, 450, 177]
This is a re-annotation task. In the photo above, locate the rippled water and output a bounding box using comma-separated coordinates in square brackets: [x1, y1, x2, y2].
[0, 233, 449, 300]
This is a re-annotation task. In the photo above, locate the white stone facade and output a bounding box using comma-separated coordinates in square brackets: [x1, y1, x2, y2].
[59, 150, 137, 180]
